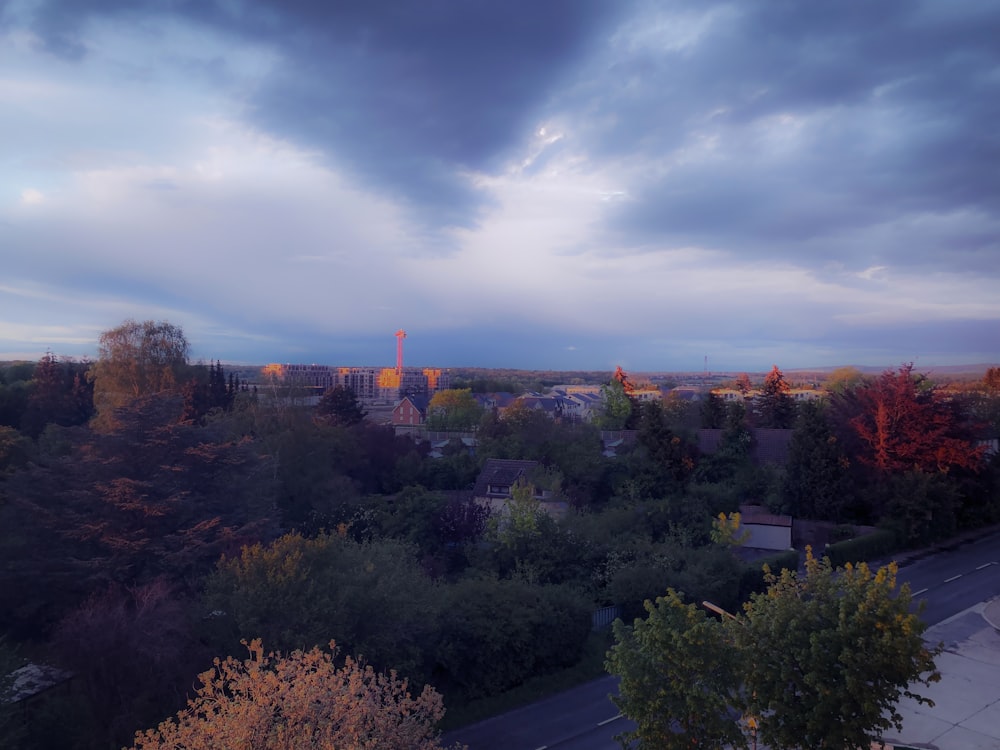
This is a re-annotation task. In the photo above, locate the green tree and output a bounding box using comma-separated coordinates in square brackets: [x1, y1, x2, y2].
[693, 402, 753, 484]
[129, 639, 456, 750]
[425, 388, 483, 431]
[21, 352, 94, 437]
[781, 400, 850, 519]
[437, 578, 590, 700]
[316, 385, 367, 426]
[205, 532, 440, 684]
[637, 400, 696, 486]
[607, 552, 939, 750]
[700, 391, 726, 429]
[710, 511, 750, 547]
[597, 379, 633, 430]
[0, 425, 30, 475]
[88, 319, 190, 428]
[0, 365, 32, 429]
[606, 589, 748, 749]
[739, 551, 939, 750]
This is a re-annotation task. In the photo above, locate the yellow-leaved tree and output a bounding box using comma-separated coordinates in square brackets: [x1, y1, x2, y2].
[129, 640, 461, 750]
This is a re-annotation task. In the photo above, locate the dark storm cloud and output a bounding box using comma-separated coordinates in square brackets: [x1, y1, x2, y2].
[570, 0, 1000, 272]
[13, 0, 628, 230]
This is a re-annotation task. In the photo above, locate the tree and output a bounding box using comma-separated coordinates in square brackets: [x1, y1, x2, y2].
[983, 366, 1000, 391]
[425, 388, 483, 431]
[204, 532, 440, 684]
[849, 363, 984, 475]
[606, 589, 748, 749]
[437, 578, 590, 700]
[636, 400, 696, 486]
[598, 378, 634, 430]
[735, 372, 753, 396]
[89, 319, 190, 427]
[607, 551, 940, 750]
[1, 395, 276, 631]
[48, 579, 202, 749]
[0, 425, 30, 475]
[700, 391, 726, 429]
[710, 511, 750, 547]
[316, 385, 366, 426]
[781, 400, 850, 519]
[21, 352, 93, 437]
[613, 365, 637, 394]
[824, 366, 865, 395]
[129, 639, 457, 750]
[754, 365, 796, 428]
[738, 551, 940, 749]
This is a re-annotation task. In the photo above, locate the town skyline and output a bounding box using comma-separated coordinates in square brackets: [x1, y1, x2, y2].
[3, 2, 999, 371]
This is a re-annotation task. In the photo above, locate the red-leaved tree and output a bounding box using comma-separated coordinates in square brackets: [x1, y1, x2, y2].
[850, 364, 983, 475]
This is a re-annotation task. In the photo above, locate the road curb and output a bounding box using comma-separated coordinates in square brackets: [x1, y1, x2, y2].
[983, 596, 1000, 631]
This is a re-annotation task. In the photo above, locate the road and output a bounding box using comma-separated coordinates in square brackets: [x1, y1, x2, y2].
[444, 529, 1000, 750]
[892, 530, 1000, 625]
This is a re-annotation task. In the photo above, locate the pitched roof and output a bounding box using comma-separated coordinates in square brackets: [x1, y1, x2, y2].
[397, 393, 430, 413]
[752, 428, 794, 466]
[739, 504, 792, 527]
[472, 458, 540, 497]
[514, 395, 563, 413]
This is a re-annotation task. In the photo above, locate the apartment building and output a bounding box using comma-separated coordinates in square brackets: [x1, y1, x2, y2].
[262, 363, 450, 404]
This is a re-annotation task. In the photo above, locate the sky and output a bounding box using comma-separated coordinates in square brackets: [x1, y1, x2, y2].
[2, 0, 999, 373]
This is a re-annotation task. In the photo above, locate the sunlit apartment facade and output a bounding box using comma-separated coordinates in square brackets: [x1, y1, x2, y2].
[262, 363, 450, 404]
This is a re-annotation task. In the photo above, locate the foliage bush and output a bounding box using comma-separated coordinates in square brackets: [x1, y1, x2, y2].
[435, 578, 590, 700]
[205, 532, 441, 684]
[823, 528, 899, 568]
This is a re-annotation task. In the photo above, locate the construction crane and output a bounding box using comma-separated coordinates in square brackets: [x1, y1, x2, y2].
[395, 329, 406, 374]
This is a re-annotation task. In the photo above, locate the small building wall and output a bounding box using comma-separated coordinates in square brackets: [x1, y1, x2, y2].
[741, 523, 793, 551]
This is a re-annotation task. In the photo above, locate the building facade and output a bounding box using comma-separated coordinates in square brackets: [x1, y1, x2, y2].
[263, 364, 450, 404]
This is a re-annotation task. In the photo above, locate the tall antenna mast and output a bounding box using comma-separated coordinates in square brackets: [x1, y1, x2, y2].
[395, 329, 407, 374]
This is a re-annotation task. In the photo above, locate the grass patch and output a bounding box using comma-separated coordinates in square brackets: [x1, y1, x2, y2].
[440, 629, 615, 731]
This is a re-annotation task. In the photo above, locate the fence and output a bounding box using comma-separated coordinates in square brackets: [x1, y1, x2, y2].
[591, 605, 622, 631]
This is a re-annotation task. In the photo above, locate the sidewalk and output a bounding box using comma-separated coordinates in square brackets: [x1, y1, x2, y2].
[879, 598, 1000, 750]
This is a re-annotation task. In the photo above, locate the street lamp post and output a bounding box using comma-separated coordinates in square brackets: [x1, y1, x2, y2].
[702, 600, 758, 750]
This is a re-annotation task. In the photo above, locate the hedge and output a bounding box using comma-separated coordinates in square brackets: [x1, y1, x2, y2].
[823, 528, 899, 568]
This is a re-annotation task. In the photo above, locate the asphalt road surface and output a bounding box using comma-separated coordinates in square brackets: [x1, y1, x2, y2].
[444, 529, 1000, 750]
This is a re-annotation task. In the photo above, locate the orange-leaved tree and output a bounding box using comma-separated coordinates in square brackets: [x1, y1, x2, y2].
[130, 640, 461, 750]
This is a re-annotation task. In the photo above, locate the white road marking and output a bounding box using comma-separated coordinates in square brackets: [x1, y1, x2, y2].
[912, 587, 928, 596]
[597, 713, 623, 726]
[976, 562, 997, 570]
[944, 574, 962, 583]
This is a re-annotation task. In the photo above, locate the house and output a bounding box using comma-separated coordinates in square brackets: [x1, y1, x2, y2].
[552, 389, 604, 422]
[474, 392, 519, 414]
[511, 394, 564, 418]
[667, 386, 703, 402]
[392, 394, 430, 427]
[471, 458, 567, 518]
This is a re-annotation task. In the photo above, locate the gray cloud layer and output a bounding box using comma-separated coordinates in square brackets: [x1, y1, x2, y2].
[2, 0, 998, 369]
